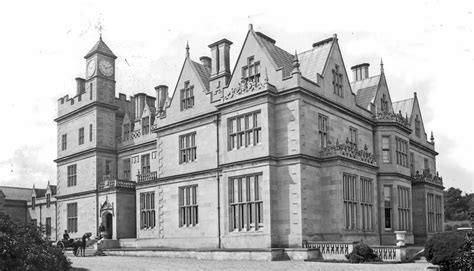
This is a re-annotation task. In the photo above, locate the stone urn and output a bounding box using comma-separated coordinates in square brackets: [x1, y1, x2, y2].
[394, 231, 407, 247]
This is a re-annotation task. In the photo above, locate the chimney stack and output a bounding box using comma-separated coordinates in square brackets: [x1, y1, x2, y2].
[155, 85, 169, 114]
[350, 63, 370, 82]
[75, 77, 86, 95]
[208, 38, 233, 90]
[199, 56, 211, 72]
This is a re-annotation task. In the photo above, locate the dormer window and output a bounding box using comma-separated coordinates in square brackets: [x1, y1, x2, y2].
[381, 94, 389, 113]
[142, 117, 150, 135]
[180, 81, 194, 111]
[242, 56, 261, 83]
[332, 64, 343, 97]
[415, 115, 421, 137]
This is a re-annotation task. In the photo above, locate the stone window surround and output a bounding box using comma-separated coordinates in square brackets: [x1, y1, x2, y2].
[178, 185, 198, 227]
[67, 164, 77, 187]
[179, 132, 197, 164]
[67, 202, 78, 233]
[140, 192, 155, 229]
[227, 110, 262, 151]
[229, 173, 263, 233]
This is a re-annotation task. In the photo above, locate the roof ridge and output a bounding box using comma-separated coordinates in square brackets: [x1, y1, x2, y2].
[392, 97, 414, 104]
[0, 186, 32, 190]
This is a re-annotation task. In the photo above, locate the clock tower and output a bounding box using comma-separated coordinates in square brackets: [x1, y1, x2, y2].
[84, 36, 117, 104]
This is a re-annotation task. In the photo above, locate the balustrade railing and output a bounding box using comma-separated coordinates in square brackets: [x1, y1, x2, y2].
[302, 241, 354, 260]
[374, 110, 410, 128]
[320, 139, 377, 166]
[99, 175, 136, 190]
[116, 130, 142, 144]
[412, 169, 443, 186]
[137, 171, 158, 183]
[372, 246, 402, 262]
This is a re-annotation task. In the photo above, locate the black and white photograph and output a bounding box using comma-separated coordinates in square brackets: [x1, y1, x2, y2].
[0, 0, 472, 270]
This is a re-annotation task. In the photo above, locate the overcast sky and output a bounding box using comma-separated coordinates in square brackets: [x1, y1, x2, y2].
[0, 0, 472, 193]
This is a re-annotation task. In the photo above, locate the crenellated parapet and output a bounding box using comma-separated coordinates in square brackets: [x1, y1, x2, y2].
[57, 89, 95, 118]
[320, 139, 377, 166]
[412, 169, 443, 187]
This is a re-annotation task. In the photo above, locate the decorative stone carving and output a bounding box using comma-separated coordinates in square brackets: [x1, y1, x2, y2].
[223, 79, 265, 101]
[374, 110, 410, 127]
[100, 196, 114, 217]
[320, 141, 376, 166]
[412, 169, 443, 186]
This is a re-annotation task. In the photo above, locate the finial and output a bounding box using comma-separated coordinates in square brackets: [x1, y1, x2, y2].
[264, 67, 269, 83]
[95, 14, 104, 39]
[249, 23, 253, 30]
[185, 41, 190, 58]
[430, 131, 435, 142]
[380, 58, 384, 74]
[292, 50, 301, 74]
[333, 33, 338, 40]
[414, 91, 417, 98]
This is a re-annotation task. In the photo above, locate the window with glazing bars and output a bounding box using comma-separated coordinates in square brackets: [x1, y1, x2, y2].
[179, 132, 196, 163]
[78, 127, 84, 145]
[228, 111, 261, 150]
[332, 64, 343, 97]
[384, 186, 392, 230]
[318, 114, 328, 148]
[32, 196, 36, 210]
[242, 56, 261, 83]
[382, 136, 390, 163]
[343, 174, 357, 230]
[46, 193, 51, 208]
[398, 186, 410, 231]
[360, 177, 373, 231]
[140, 192, 155, 229]
[435, 195, 442, 232]
[123, 123, 130, 140]
[141, 154, 150, 174]
[123, 158, 131, 180]
[89, 124, 93, 141]
[179, 185, 198, 227]
[229, 174, 263, 231]
[396, 137, 408, 167]
[46, 217, 51, 236]
[142, 116, 150, 135]
[67, 164, 77, 187]
[427, 193, 435, 232]
[180, 81, 194, 111]
[349, 127, 358, 149]
[415, 115, 421, 137]
[410, 152, 415, 176]
[67, 203, 78, 233]
[61, 134, 67, 150]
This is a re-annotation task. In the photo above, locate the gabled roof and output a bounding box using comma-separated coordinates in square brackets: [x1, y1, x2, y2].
[392, 97, 414, 118]
[351, 75, 381, 110]
[33, 188, 47, 198]
[49, 185, 57, 196]
[255, 32, 294, 77]
[0, 186, 32, 201]
[191, 60, 210, 91]
[298, 38, 333, 83]
[84, 36, 117, 59]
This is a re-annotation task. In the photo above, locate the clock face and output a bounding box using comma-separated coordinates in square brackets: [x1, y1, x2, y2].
[99, 60, 114, 77]
[86, 60, 96, 78]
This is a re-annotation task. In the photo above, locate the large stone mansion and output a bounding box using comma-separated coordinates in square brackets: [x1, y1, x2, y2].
[50, 25, 444, 248]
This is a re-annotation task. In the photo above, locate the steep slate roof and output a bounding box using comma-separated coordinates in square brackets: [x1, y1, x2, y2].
[34, 188, 47, 198]
[298, 38, 333, 83]
[0, 186, 32, 201]
[191, 60, 210, 91]
[392, 98, 414, 118]
[255, 32, 294, 77]
[84, 37, 117, 59]
[351, 75, 381, 110]
[49, 185, 57, 196]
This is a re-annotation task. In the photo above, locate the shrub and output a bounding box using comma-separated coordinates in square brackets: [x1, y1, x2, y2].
[0, 212, 71, 270]
[345, 243, 381, 263]
[424, 231, 471, 270]
[445, 224, 453, 231]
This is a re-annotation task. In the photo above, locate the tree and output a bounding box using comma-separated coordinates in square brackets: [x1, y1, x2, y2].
[444, 187, 472, 221]
[0, 212, 71, 270]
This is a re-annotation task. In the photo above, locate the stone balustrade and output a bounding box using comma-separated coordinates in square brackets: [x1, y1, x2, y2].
[412, 169, 443, 186]
[116, 130, 142, 144]
[302, 241, 354, 261]
[137, 171, 158, 183]
[374, 110, 410, 128]
[99, 176, 136, 190]
[372, 246, 403, 262]
[320, 140, 377, 166]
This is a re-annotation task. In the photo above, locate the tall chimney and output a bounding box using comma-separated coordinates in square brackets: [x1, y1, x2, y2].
[350, 63, 370, 82]
[199, 56, 211, 72]
[208, 38, 233, 90]
[155, 85, 169, 114]
[75, 77, 85, 95]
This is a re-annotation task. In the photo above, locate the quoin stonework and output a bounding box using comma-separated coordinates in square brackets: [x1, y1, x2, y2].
[52, 25, 444, 248]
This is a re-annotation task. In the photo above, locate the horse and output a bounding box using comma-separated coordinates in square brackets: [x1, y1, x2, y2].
[72, 232, 92, 257]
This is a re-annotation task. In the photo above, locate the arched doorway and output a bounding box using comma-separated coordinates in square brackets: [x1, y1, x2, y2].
[101, 212, 113, 239]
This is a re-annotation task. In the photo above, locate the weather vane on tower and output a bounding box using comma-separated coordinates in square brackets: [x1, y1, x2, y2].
[95, 14, 104, 38]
